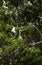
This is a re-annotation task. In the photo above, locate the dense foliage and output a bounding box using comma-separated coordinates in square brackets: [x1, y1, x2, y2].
[0, 0, 42, 65]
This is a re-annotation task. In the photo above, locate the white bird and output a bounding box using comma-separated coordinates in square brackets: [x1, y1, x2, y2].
[11, 26, 16, 33]
[3, 0, 8, 9]
[28, 1, 32, 6]
[18, 30, 22, 40]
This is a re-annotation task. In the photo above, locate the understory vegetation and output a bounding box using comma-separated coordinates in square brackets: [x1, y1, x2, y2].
[0, 0, 42, 65]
